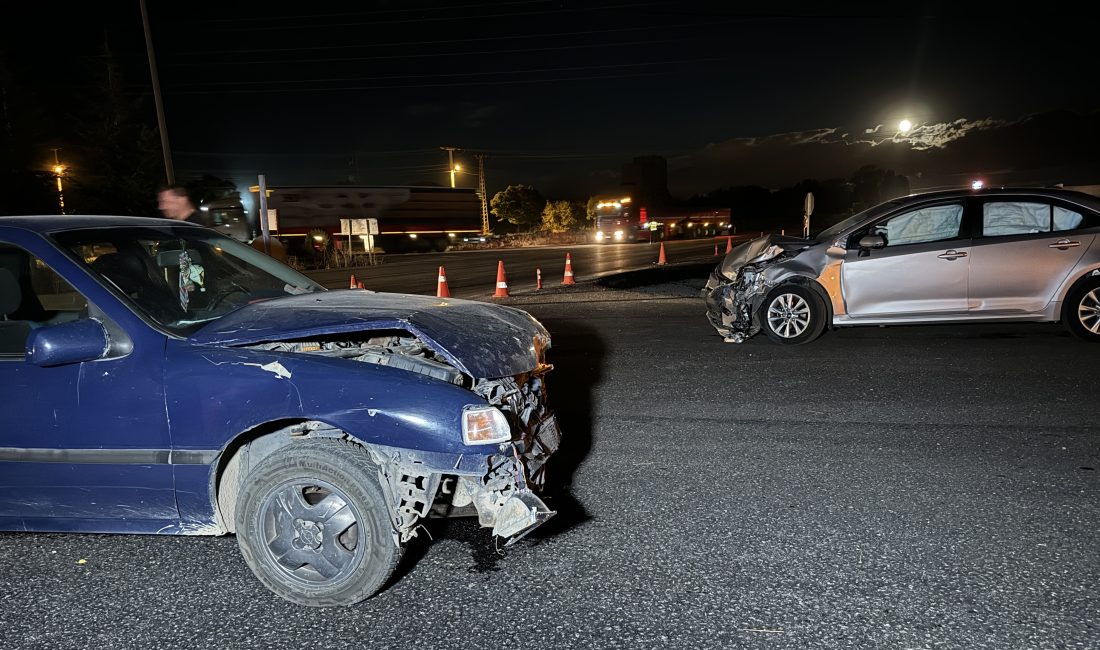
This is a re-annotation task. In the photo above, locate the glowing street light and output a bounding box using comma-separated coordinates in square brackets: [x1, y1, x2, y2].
[899, 119, 913, 134]
[441, 146, 461, 188]
[50, 148, 66, 214]
[971, 179, 985, 190]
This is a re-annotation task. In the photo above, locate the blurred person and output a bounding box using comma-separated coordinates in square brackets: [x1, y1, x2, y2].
[157, 185, 210, 226]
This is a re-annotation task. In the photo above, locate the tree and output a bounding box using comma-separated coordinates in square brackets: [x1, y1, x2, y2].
[0, 59, 57, 215]
[64, 38, 163, 216]
[585, 196, 600, 224]
[850, 165, 910, 210]
[490, 184, 545, 230]
[541, 200, 585, 232]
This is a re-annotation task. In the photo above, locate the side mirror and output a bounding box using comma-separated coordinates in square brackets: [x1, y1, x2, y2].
[26, 319, 110, 367]
[858, 234, 886, 249]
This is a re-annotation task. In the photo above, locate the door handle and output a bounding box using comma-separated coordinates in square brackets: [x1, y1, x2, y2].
[1049, 239, 1081, 249]
[937, 250, 968, 260]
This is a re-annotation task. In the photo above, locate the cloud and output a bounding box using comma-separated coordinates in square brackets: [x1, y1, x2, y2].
[851, 117, 1008, 150]
[667, 111, 1100, 195]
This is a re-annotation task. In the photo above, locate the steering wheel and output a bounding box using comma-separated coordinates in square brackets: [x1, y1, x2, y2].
[206, 282, 251, 311]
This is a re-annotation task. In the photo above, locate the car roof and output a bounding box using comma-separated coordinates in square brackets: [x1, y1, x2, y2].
[899, 187, 1100, 211]
[0, 215, 205, 234]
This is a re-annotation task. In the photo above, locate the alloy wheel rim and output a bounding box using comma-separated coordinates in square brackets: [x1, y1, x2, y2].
[767, 293, 811, 338]
[1079, 288, 1100, 334]
[259, 479, 365, 585]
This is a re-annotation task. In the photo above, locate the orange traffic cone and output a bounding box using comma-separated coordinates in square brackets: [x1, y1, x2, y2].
[349, 274, 357, 289]
[562, 253, 576, 285]
[493, 260, 509, 298]
[436, 266, 451, 298]
[657, 242, 668, 265]
[357, 281, 365, 289]
[536, 268, 543, 290]
[725, 236, 733, 254]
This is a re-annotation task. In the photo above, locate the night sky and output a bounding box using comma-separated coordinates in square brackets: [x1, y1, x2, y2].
[3, 1, 1098, 207]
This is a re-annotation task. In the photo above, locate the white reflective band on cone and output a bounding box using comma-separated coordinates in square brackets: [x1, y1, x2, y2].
[497, 282, 508, 288]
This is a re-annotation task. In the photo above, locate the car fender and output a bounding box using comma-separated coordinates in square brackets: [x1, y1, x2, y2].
[755, 268, 834, 326]
[1054, 264, 1100, 317]
[165, 343, 493, 456]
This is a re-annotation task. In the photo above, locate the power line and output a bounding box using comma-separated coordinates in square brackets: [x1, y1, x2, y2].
[175, 148, 441, 157]
[165, 37, 692, 67]
[171, 56, 728, 88]
[166, 69, 682, 94]
[192, 2, 663, 33]
[179, 20, 740, 56]
[182, 0, 546, 25]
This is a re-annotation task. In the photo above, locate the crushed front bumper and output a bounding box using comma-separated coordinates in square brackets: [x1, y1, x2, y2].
[366, 373, 562, 546]
[704, 266, 771, 343]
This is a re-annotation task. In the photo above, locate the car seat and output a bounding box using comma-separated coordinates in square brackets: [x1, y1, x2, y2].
[0, 269, 33, 354]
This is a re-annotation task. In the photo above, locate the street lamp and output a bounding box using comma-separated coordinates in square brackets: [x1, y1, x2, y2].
[50, 148, 66, 214]
[440, 146, 461, 188]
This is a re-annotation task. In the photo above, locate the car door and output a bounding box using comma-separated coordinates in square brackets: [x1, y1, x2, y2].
[840, 201, 971, 317]
[0, 238, 177, 530]
[968, 199, 1098, 314]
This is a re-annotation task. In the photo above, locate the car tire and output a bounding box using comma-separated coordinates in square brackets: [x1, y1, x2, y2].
[235, 438, 401, 607]
[1064, 275, 1100, 342]
[760, 284, 827, 345]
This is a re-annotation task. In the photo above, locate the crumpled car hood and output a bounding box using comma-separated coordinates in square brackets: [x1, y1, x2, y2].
[717, 234, 814, 277]
[189, 291, 549, 379]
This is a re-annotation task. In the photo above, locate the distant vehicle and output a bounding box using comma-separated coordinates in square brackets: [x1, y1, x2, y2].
[705, 188, 1100, 344]
[199, 196, 252, 243]
[0, 216, 560, 606]
[593, 196, 644, 243]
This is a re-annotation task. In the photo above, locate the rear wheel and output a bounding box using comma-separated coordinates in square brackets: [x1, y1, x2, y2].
[760, 284, 826, 345]
[1064, 276, 1100, 342]
[235, 439, 400, 606]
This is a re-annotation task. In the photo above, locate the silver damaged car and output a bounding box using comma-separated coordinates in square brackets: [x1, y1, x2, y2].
[705, 188, 1100, 344]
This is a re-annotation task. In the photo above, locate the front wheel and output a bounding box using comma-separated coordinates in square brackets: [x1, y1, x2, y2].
[235, 439, 401, 606]
[1064, 276, 1100, 342]
[760, 284, 827, 345]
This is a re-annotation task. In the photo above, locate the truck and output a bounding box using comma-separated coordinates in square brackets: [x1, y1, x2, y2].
[593, 195, 647, 243]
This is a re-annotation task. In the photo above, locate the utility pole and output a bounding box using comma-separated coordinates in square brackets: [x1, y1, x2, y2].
[140, 0, 175, 184]
[475, 153, 490, 235]
[440, 146, 460, 188]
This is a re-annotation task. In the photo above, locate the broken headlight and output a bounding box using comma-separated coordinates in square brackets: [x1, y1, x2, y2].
[462, 406, 512, 445]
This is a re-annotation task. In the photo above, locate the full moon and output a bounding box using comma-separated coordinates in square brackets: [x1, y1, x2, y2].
[899, 119, 913, 133]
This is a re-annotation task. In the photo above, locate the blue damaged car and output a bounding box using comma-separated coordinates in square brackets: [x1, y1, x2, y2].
[0, 216, 561, 606]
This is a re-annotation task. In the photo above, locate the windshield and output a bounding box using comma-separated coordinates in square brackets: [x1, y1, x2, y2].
[814, 198, 907, 242]
[52, 225, 324, 336]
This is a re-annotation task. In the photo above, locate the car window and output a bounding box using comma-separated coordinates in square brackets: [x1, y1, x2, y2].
[1054, 206, 1084, 232]
[0, 243, 89, 357]
[53, 226, 324, 337]
[872, 203, 964, 247]
[983, 202, 1053, 236]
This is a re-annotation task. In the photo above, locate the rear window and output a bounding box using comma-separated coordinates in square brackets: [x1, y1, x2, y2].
[983, 201, 1092, 236]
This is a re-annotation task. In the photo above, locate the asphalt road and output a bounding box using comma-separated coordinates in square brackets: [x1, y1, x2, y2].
[1, 275, 1097, 649]
[303, 236, 740, 296]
